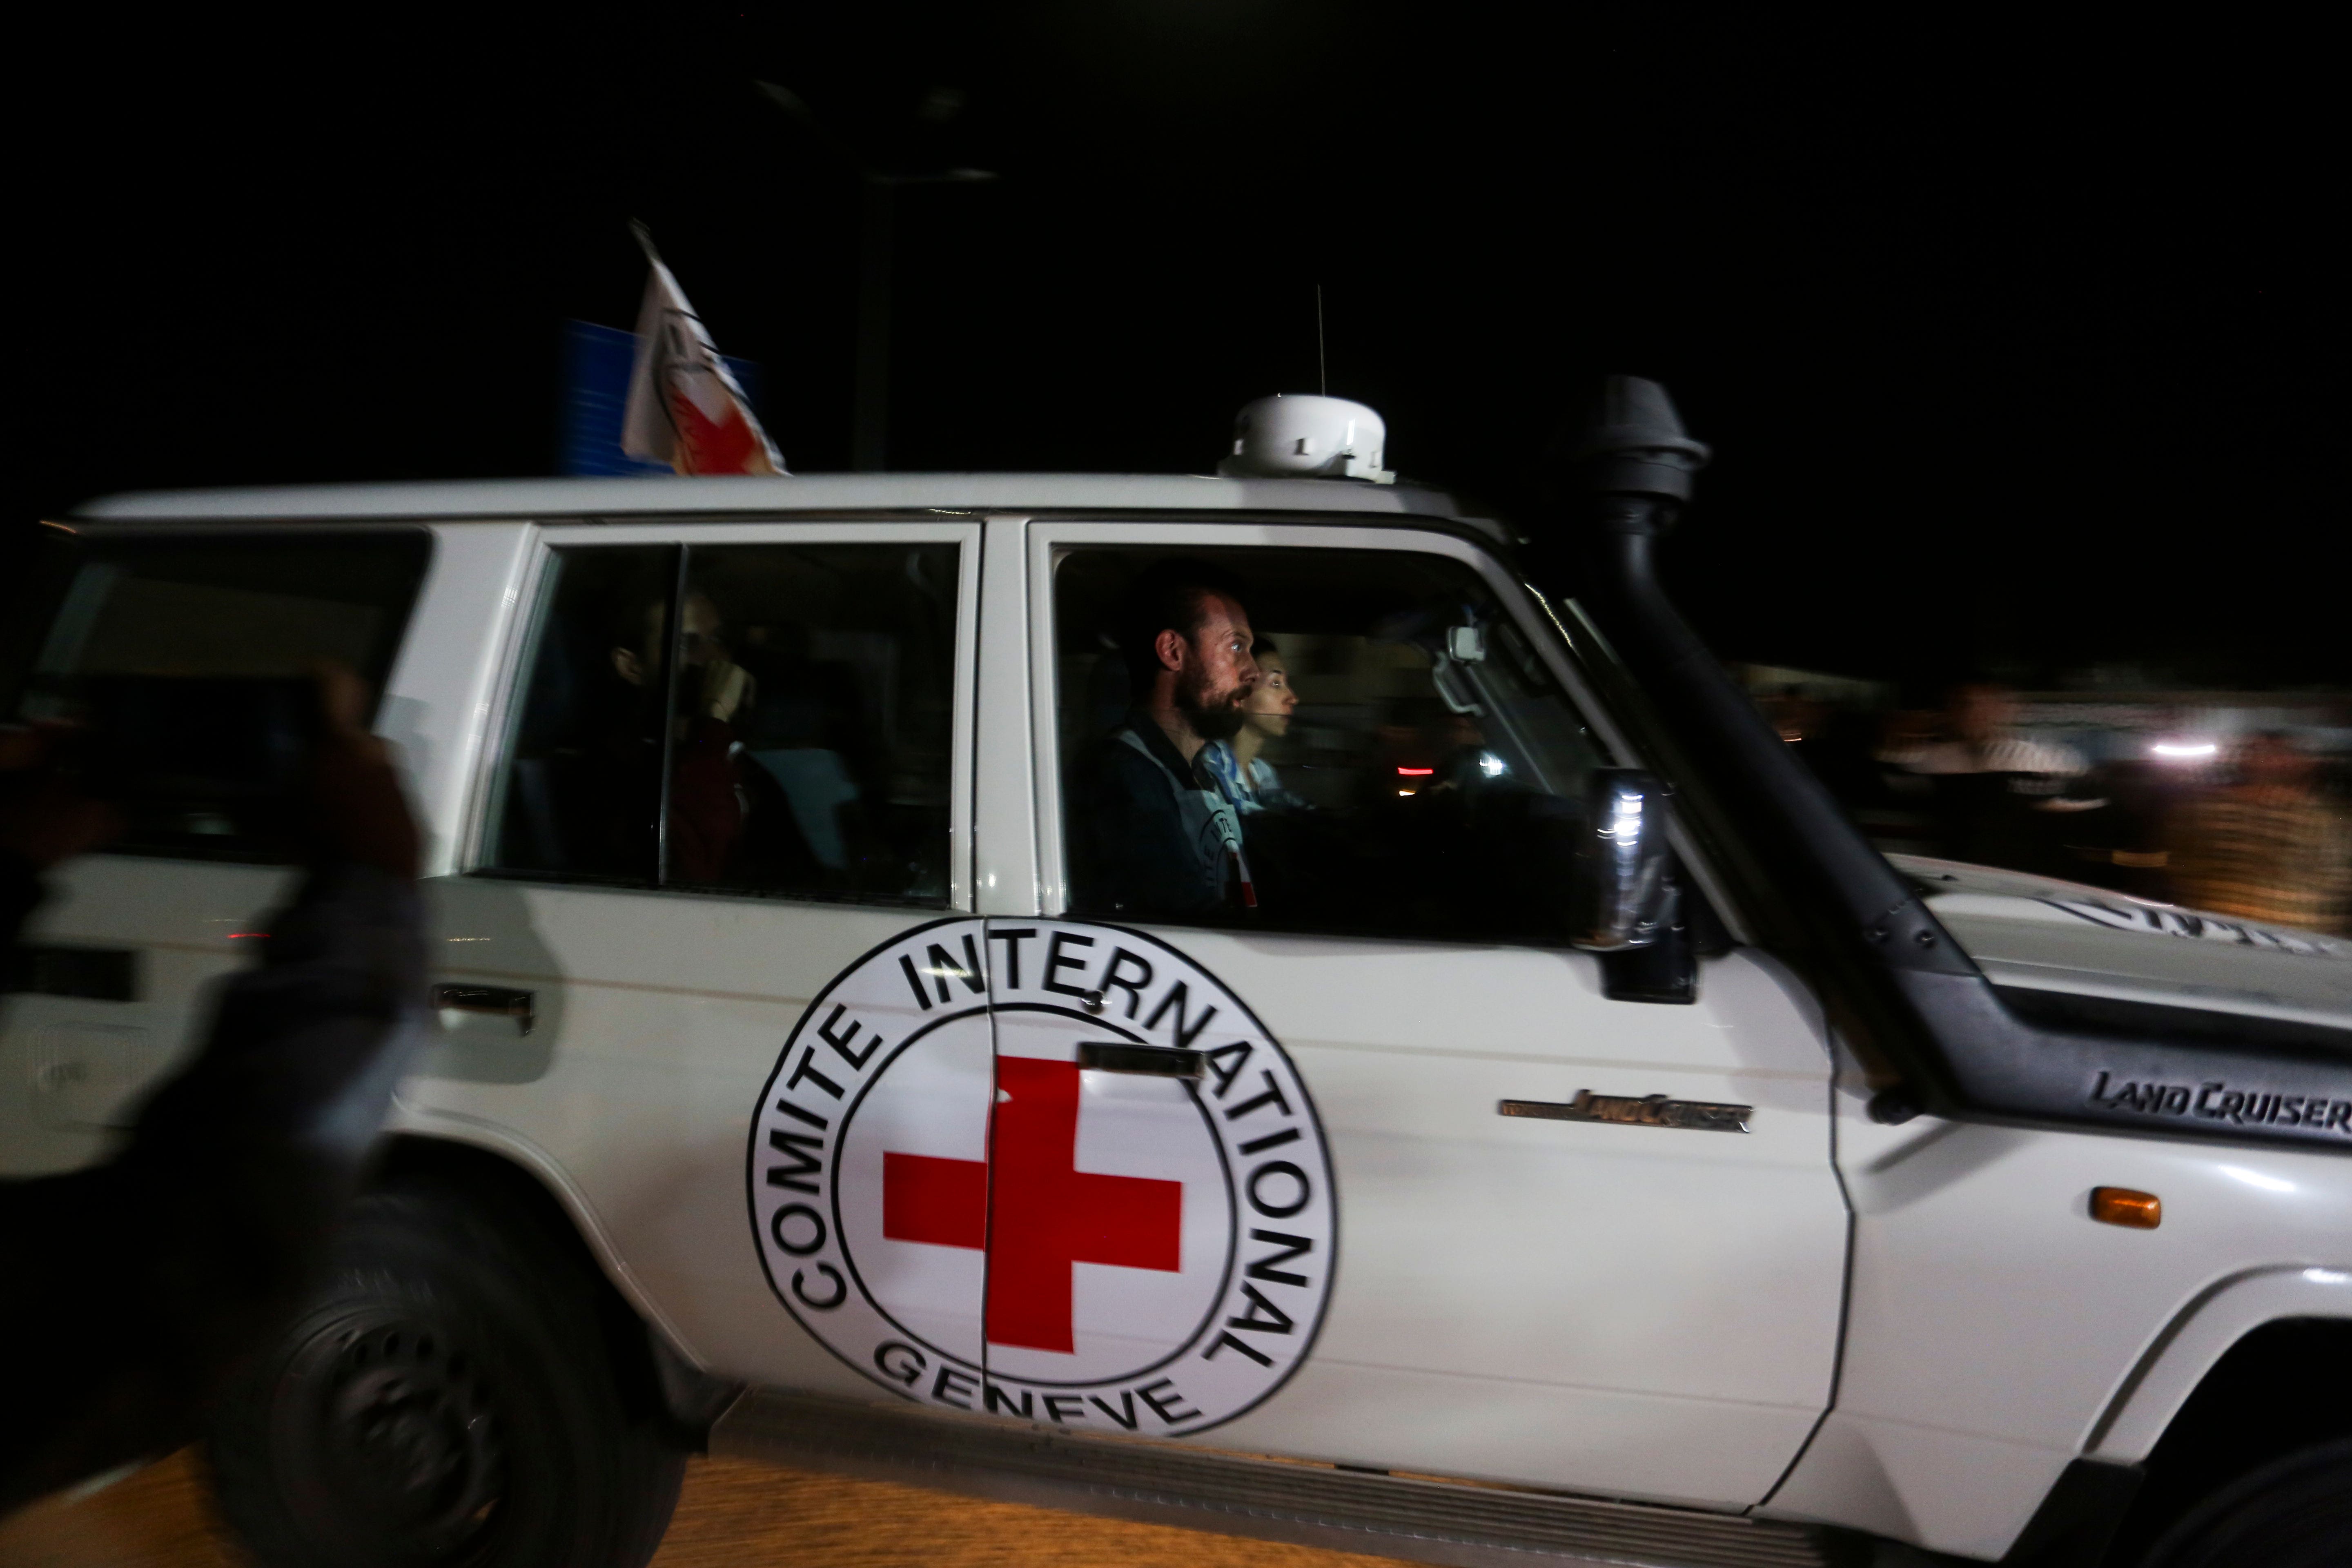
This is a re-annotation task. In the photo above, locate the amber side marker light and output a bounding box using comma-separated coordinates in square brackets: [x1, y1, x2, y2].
[2092, 1187, 2162, 1229]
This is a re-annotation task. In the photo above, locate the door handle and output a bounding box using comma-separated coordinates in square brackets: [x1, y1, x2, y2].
[1078, 1042, 1203, 1080]
[432, 983, 535, 1036]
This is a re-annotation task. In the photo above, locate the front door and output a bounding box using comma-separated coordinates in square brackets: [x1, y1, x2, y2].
[1019, 520, 1850, 1509]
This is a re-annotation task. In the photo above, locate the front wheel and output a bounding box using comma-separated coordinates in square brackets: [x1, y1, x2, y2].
[2140, 1438, 2352, 1568]
[206, 1181, 685, 1568]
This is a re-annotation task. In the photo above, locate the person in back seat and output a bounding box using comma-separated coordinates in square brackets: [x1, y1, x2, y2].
[1070, 560, 1262, 916]
[609, 590, 756, 884]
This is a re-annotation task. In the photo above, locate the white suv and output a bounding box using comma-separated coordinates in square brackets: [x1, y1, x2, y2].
[6, 396, 2346, 1568]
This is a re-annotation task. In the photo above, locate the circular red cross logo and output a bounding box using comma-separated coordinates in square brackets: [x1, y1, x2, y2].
[750, 919, 1335, 1434]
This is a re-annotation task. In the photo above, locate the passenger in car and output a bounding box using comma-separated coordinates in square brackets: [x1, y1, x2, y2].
[610, 590, 756, 883]
[1200, 638, 1309, 816]
[1070, 560, 1263, 916]
[734, 622, 870, 875]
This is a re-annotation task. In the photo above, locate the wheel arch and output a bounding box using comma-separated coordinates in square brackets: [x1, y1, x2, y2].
[370, 1131, 742, 1446]
[2089, 1305, 2352, 1565]
[2086, 1267, 2352, 1463]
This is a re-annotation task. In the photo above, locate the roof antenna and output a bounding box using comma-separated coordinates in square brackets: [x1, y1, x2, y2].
[1316, 283, 1327, 396]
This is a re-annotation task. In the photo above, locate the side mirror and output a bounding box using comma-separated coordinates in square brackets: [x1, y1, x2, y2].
[1568, 769, 1676, 951]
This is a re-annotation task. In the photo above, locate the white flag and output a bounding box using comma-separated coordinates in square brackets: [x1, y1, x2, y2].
[620, 229, 786, 476]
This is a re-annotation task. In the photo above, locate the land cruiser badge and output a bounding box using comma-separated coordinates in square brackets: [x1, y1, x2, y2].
[748, 919, 1335, 1435]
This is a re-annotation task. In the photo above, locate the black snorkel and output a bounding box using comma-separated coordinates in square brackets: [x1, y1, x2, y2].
[1537, 377, 2352, 1147]
[1538, 376, 1972, 1113]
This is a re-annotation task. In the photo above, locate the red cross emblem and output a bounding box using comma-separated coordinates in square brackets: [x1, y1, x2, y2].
[882, 1055, 1183, 1353]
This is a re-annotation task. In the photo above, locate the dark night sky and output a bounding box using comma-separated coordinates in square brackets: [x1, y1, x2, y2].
[19, 6, 2348, 690]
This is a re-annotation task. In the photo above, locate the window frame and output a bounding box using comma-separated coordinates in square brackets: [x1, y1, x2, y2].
[1020, 522, 1759, 949]
[463, 519, 982, 913]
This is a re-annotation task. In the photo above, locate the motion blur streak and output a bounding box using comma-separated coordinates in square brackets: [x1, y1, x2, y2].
[0, 1449, 1396, 1568]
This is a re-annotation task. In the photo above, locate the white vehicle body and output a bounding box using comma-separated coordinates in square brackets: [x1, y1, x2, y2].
[6, 474, 2346, 1565]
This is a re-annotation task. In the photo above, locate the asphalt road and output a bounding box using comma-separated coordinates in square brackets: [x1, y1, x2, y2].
[0, 1448, 1397, 1568]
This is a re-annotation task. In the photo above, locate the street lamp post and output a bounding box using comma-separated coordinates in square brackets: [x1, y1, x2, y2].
[757, 82, 996, 472]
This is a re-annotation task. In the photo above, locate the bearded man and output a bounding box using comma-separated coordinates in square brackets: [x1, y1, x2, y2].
[1072, 559, 1263, 916]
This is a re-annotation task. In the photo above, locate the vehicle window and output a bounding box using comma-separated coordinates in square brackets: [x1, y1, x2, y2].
[483, 546, 674, 886]
[482, 540, 959, 906]
[1055, 546, 1610, 944]
[11, 530, 431, 862]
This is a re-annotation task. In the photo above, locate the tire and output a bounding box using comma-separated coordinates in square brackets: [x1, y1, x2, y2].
[2139, 1438, 2352, 1568]
[205, 1180, 686, 1568]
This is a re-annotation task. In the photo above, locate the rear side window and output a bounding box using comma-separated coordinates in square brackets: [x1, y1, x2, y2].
[481, 540, 960, 907]
[12, 530, 432, 862]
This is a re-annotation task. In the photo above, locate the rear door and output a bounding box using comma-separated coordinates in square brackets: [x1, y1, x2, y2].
[1006, 519, 1849, 1508]
[408, 521, 987, 1396]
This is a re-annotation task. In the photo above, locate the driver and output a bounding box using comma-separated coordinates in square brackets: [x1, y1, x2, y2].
[1071, 560, 1262, 915]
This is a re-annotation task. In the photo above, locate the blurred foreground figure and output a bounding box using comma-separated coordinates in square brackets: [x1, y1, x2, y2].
[2169, 731, 2352, 935]
[0, 671, 423, 1510]
[1875, 682, 2098, 872]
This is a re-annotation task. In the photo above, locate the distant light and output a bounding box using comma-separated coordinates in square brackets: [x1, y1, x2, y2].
[2151, 741, 2218, 761]
[1478, 751, 1507, 778]
[1396, 766, 1434, 776]
[2218, 1164, 2296, 1194]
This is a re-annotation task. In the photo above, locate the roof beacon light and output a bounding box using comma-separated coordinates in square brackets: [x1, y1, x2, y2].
[1218, 394, 1395, 484]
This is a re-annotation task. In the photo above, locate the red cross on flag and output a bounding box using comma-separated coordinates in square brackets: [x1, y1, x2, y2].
[619, 225, 787, 477]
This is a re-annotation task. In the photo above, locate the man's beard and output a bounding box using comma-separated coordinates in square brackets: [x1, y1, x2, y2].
[1177, 666, 1247, 743]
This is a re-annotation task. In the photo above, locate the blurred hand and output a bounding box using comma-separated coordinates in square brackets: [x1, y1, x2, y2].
[699, 657, 754, 724]
[0, 725, 121, 870]
[301, 664, 419, 879]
